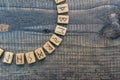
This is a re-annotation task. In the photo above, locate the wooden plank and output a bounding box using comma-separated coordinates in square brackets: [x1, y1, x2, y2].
[0, 0, 120, 80]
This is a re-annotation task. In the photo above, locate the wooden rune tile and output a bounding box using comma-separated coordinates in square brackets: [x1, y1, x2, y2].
[55, 25, 67, 36]
[43, 41, 56, 54]
[50, 34, 63, 46]
[16, 53, 25, 65]
[3, 51, 14, 64]
[57, 15, 69, 24]
[34, 47, 46, 60]
[57, 4, 69, 14]
[25, 51, 36, 64]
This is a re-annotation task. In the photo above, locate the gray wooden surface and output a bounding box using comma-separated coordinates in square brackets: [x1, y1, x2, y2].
[0, 0, 120, 80]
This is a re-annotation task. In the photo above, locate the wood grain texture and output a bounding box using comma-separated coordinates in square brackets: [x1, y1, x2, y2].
[0, 0, 120, 80]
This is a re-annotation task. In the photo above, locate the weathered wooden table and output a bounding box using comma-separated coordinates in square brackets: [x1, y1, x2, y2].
[0, 0, 120, 80]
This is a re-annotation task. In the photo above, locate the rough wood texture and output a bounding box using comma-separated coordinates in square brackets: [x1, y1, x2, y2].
[0, 0, 120, 80]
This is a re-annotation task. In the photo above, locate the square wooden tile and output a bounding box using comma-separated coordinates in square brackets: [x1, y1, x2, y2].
[3, 51, 14, 64]
[43, 41, 55, 54]
[57, 4, 69, 14]
[0, 48, 4, 57]
[57, 15, 69, 24]
[0, 24, 9, 32]
[34, 47, 46, 60]
[55, 25, 67, 36]
[50, 34, 63, 46]
[55, 0, 65, 4]
[16, 53, 25, 65]
[25, 51, 36, 64]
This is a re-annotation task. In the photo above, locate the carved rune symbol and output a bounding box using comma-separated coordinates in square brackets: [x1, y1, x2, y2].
[0, 24, 9, 32]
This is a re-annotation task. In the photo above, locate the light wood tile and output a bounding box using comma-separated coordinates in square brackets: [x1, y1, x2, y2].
[57, 15, 69, 24]
[34, 47, 46, 60]
[50, 34, 63, 46]
[25, 51, 36, 64]
[16, 53, 25, 65]
[2, 51, 14, 64]
[43, 41, 55, 54]
[55, 25, 67, 36]
[57, 4, 69, 14]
